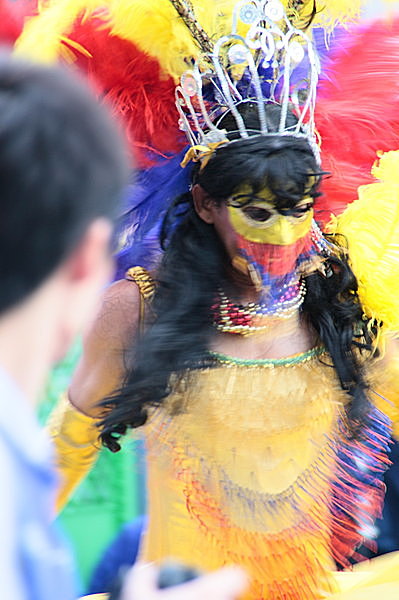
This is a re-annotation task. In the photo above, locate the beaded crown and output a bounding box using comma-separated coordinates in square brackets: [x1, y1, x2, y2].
[174, 0, 321, 159]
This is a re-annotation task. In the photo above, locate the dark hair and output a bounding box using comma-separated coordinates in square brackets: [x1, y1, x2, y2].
[100, 103, 375, 451]
[0, 54, 128, 313]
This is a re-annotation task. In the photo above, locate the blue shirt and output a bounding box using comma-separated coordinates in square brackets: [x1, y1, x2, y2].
[0, 367, 76, 600]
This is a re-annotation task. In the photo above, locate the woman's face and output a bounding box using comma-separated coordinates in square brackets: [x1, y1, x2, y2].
[227, 184, 314, 245]
[204, 183, 314, 281]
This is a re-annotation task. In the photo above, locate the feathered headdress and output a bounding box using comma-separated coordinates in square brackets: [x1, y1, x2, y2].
[14, 0, 399, 325]
[13, 0, 332, 269]
[15, 0, 394, 166]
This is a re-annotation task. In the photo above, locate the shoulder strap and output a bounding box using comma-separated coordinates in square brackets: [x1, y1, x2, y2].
[125, 266, 156, 300]
[125, 266, 156, 330]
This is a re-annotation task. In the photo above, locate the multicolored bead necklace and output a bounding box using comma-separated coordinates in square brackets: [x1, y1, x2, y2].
[212, 278, 306, 336]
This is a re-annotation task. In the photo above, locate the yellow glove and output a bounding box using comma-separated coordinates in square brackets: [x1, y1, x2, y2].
[47, 393, 101, 512]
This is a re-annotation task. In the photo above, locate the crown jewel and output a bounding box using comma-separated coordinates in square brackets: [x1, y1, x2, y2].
[175, 0, 320, 157]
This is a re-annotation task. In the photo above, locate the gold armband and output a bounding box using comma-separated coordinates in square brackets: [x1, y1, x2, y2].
[47, 393, 101, 512]
[125, 266, 155, 300]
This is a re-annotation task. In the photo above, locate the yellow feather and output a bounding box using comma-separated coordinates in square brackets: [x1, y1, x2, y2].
[15, 0, 242, 78]
[107, 0, 200, 79]
[283, 0, 395, 30]
[16, 0, 390, 75]
[335, 150, 399, 335]
[104, 0, 243, 80]
[15, 0, 101, 62]
[310, 0, 362, 29]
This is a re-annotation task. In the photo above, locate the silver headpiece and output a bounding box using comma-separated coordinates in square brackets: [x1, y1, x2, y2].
[175, 0, 321, 161]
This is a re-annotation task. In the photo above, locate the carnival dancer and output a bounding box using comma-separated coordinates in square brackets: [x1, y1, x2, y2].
[14, 1, 399, 598]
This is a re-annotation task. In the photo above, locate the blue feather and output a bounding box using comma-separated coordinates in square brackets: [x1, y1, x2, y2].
[114, 147, 191, 279]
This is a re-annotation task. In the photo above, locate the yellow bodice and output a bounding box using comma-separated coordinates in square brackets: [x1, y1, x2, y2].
[47, 341, 399, 599]
[142, 349, 357, 600]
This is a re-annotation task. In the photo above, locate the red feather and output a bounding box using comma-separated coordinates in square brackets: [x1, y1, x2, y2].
[0, 0, 37, 46]
[63, 18, 185, 167]
[315, 18, 399, 227]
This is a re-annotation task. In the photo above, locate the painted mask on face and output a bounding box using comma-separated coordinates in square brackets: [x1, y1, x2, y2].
[227, 185, 314, 283]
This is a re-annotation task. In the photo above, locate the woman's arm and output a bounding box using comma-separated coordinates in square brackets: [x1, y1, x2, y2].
[69, 278, 141, 417]
[49, 278, 142, 511]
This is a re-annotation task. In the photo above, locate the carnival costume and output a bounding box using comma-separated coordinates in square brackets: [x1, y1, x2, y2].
[12, 0, 399, 598]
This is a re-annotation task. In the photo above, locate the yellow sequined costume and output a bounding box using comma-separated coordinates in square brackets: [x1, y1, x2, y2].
[140, 345, 398, 600]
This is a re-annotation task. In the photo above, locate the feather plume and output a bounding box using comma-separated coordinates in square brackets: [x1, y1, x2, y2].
[114, 148, 191, 277]
[168, 0, 214, 54]
[16, 0, 387, 77]
[335, 150, 399, 334]
[14, 0, 242, 161]
[315, 18, 399, 227]
[15, 0, 105, 61]
[15, 0, 240, 78]
[63, 18, 184, 165]
[102, 0, 241, 80]
[290, 0, 398, 30]
[0, 0, 37, 45]
[307, 0, 362, 29]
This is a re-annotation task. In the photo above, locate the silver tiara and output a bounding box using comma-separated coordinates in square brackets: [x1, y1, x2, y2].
[175, 0, 321, 159]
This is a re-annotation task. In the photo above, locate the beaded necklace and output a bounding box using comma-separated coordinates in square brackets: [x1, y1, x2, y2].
[212, 278, 306, 336]
[209, 346, 325, 367]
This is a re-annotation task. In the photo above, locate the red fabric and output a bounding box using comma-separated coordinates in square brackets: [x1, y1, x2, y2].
[236, 231, 313, 277]
[315, 18, 399, 227]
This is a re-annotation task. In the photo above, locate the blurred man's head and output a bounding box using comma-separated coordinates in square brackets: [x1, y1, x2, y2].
[0, 54, 128, 311]
[0, 55, 128, 379]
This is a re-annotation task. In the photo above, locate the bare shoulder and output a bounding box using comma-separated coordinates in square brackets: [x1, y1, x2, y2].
[103, 277, 141, 309]
[92, 278, 142, 346]
[69, 277, 143, 415]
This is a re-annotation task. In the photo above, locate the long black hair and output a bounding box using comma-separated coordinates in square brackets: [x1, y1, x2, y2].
[100, 103, 376, 451]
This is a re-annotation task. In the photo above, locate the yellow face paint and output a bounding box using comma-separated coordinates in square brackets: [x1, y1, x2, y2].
[227, 185, 314, 245]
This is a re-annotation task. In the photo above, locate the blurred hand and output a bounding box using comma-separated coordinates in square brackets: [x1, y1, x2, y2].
[120, 562, 248, 600]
